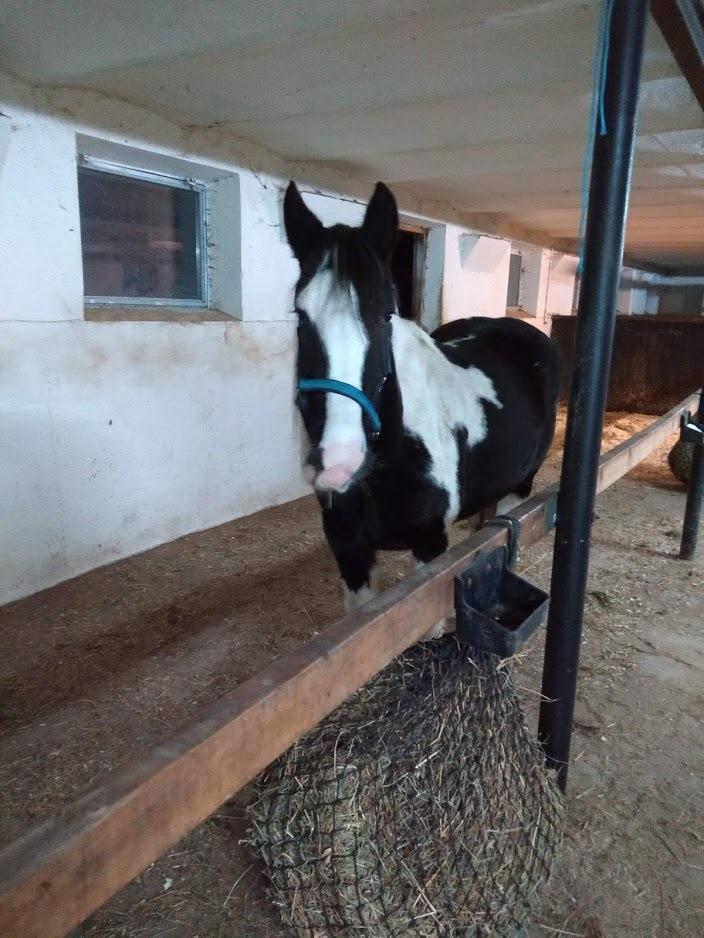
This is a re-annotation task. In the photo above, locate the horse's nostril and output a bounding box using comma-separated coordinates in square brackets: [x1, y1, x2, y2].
[315, 465, 354, 492]
[321, 443, 365, 476]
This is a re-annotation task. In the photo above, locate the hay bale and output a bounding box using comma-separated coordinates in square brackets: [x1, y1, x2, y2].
[668, 439, 696, 485]
[250, 638, 562, 937]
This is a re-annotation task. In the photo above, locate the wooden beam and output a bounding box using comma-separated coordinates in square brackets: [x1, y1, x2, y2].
[622, 255, 670, 275]
[0, 498, 553, 938]
[625, 232, 704, 243]
[596, 393, 699, 492]
[625, 219, 704, 231]
[0, 393, 698, 938]
[652, 0, 704, 113]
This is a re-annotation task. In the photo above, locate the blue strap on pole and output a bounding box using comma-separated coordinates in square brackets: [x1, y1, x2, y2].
[297, 378, 383, 433]
[577, 0, 615, 275]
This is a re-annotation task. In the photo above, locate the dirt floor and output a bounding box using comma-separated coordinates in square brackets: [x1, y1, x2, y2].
[1, 411, 702, 937]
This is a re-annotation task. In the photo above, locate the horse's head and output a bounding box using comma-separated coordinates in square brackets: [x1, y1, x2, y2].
[284, 180, 399, 495]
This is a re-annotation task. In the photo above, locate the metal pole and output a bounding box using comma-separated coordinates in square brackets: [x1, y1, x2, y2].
[538, 0, 649, 793]
[680, 387, 704, 559]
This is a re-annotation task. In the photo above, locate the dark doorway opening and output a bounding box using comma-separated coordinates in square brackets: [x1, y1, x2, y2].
[392, 229, 425, 322]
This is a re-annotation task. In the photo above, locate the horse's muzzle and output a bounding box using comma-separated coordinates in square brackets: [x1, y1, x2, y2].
[307, 441, 366, 494]
[315, 466, 355, 493]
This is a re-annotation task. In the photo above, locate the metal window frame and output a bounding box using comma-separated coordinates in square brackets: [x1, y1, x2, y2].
[78, 155, 210, 309]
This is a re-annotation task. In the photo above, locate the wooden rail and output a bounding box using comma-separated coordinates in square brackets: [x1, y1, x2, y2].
[596, 393, 698, 493]
[0, 393, 697, 937]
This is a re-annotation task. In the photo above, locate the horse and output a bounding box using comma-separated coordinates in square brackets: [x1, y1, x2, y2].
[284, 179, 561, 616]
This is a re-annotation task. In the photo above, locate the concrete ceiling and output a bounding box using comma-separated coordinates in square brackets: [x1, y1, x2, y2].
[1, 0, 702, 270]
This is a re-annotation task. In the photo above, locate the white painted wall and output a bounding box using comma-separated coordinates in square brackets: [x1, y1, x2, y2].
[0, 77, 314, 604]
[442, 228, 512, 322]
[0, 111, 84, 322]
[500, 241, 554, 334]
[501, 246, 580, 333]
[0, 69, 592, 605]
[544, 253, 579, 318]
[0, 320, 303, 602]
[617, 267, 635, 315]
[515, 245, 551, 318]
[628, 269, 659, 316]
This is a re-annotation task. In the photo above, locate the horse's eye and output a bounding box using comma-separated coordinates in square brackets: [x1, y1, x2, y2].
[384, 312, 393, 322]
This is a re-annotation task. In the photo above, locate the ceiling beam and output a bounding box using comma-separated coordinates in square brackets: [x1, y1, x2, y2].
[540, 223, 704, 236]
[512, 204, 704, 222]
[662, 262, 704, 274]
[651, 0, 704, 112]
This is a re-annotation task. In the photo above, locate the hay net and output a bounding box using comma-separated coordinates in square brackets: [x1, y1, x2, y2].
[250, 637, 563, 937]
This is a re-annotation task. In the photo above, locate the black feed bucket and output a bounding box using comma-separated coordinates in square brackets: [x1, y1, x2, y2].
[455, 545, 549, 658]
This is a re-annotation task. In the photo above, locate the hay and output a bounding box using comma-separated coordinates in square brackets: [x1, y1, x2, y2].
[668, 439, 696, 485]
[250, 638, 563, 937]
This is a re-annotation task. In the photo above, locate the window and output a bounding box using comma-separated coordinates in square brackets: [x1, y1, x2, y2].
[506, 252, 522, 308]
[78, 158, 208, 307]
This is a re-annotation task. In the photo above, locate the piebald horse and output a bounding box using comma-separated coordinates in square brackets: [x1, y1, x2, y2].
[285, 181, 560, 615]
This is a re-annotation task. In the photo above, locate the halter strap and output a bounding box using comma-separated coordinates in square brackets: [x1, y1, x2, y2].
[297, 316, 393, 439]
[297, 378, 382, 433]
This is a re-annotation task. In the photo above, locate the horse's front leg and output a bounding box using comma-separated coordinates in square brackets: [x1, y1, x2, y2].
[322, 502, 379, 613]
[411, 522, 452, 641]
[340, 550, 380, 612]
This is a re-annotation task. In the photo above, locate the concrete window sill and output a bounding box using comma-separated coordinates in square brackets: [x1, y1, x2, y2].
[85, 307, 235, 323]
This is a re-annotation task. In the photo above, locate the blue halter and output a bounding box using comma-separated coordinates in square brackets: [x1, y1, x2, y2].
[296, 316, 393, 439]
[297, 378, 382, 433]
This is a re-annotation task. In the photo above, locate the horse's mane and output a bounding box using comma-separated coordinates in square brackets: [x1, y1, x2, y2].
[325, 226, 394, 316]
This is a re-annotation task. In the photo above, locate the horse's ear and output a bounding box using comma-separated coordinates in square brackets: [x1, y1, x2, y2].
[362, 182, 398, 264]
[283, 181, 323, 264]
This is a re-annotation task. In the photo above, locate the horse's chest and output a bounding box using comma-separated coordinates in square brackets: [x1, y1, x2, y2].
[361, 460, 451, 547]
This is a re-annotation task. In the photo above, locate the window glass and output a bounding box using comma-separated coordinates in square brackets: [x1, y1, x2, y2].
[78, 165, 204, 303]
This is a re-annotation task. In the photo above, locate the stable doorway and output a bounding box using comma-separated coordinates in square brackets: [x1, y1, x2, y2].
[392, 228, 426, 323]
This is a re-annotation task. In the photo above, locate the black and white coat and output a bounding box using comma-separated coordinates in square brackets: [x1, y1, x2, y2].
[285, 180, 561, 612]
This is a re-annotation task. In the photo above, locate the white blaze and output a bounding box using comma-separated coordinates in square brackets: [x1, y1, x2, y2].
[297, 261, 369, 491]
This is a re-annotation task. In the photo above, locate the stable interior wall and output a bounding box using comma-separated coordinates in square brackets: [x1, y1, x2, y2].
[0, 72, 522, 605]
[545, 253, 579, 318]
[0, 68, 593, 605]
[502, 242, 554, 334]
[1, 320, 303, 603]
[515, 245, 551, 318]
[0, 77, 311, 605]
[442, 228, 512, 322]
